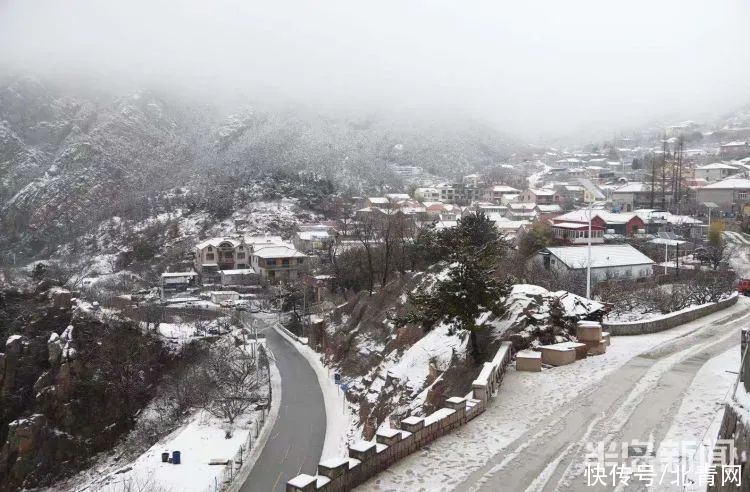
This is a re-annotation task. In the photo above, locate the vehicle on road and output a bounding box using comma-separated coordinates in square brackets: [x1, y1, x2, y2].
[738, 278, 750, 296]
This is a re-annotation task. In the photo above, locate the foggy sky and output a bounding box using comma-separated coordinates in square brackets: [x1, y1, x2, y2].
[1, 0, 749, 141]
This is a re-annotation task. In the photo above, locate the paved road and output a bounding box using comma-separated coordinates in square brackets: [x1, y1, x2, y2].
[240, 315, 326, 492]
[458, 298, 750, 492]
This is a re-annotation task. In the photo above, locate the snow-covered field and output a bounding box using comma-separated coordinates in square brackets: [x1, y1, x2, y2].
[362, 299, 748, 491]
[68, 337, 278, 492]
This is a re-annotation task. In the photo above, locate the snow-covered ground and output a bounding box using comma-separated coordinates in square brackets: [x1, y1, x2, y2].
[655, 345, 740, 492]
[361, 298, 749, 491]
[69, 337, 279, 492]
[82, 409, 261, 492]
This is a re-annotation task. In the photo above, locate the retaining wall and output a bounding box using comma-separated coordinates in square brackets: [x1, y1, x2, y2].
[603, 293, 738, 336]
[708, 402, 750, 492]
[286, 341, 514, 492]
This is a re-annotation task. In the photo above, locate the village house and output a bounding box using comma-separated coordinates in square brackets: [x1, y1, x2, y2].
[250, 244, 308, 281]
[611, 182, 672, 212]
[534, 204, 563, 220]
[694, 163, 739, 183]
[696, 178, 750, 214]
[536, 244, 654, 284]
[293, 224, 337, 253]
[519, 188, 560, 205]
[160, 271, 198, 299]
[414, 187, 441, 202]
[550, 222, 605, 245]
[507, 202, 537, 220]
[720, 141, 750, 160]
[483, 185, 521, 204]
[552, 210, 645, 236]
[194, 235, 306, 283]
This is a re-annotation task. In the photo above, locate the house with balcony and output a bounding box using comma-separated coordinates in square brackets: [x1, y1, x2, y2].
[194, 235, 292, 283]
[251, 244, 308, 281]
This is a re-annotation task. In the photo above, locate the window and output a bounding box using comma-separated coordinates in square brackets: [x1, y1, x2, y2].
[237, 252, 245, 259]
[740, 192, 748, 200]
[206, 253, 214, 260]
[207, 246, 213, 252]
[238, 245, 244, 250]
[297, 258, 304, 264]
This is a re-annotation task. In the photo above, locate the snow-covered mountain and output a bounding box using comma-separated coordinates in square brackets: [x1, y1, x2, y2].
[0, 75, 520, 261]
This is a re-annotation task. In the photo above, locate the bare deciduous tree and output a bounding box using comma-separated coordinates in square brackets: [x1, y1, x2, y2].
[202, 344, 264, 429]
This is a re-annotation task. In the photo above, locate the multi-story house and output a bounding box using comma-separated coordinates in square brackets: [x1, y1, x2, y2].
[194, 236, 306, 283]
[251, 244, 308, 281]
[519, 188, 561, 205]
[482, 185, 520, 204]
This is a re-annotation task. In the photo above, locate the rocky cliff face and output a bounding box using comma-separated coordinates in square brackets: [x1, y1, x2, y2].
[0, 288, 167, 490]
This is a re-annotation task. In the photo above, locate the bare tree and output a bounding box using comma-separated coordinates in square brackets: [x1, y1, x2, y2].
[202, 344, 264, 429]
[353, 212, 377, 295]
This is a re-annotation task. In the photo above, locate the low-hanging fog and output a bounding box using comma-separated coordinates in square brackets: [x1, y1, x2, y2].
[1, 0, 749, 141]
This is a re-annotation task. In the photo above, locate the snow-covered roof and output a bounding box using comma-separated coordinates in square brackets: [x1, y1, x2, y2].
[297, 230, 331, 241]
[535, 204, 563, 213]
[552, 222, 603, 230]
[508, 202, 536, 211]
[696, 162, 738, 170]
[527, 188, 556, 196]
[491, 185, 520, 192]
[702, 178, 750, 190]
[613, 182, 648, 193]
[161, 271, 197, 278]
[368, 197, 390, 204]
[253, 245, 307, 259]
[221, 269, 256, 275]
[554, 210, 638, 225]
[722, 141, 748, 147]
[495, 220, 530, 230]
[545, 244, 654, 269]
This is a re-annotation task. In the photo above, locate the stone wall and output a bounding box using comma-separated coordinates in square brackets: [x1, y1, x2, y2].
[708, 402, 750, 492]
[286, 342, 514, 492]
[603, 293, 738, 336]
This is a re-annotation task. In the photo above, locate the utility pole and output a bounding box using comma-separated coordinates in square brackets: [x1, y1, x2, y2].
[661, 134, 667, 210]
[650, 154, 656, 209]
[586, 201, 593, 300]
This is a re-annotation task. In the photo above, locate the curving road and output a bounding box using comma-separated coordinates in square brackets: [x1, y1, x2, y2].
[240, 314, 326, 492]
[458, 298, 749, 492]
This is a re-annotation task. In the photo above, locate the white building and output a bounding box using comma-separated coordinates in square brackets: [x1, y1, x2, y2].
[250, 244, 308, 281]
[414, 187, 441, 202]
[536, 244, 654, 283]
[694, 163, 739, 183]
[696, 178, 750, 213]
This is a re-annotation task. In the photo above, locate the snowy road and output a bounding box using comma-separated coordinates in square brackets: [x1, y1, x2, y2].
[240, 315, 326, 492]
[363, 298, 749, 492]
[459, 299, 748, 492]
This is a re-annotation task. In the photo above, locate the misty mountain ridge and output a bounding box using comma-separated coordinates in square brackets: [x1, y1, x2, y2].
[0, 75, 519, 259]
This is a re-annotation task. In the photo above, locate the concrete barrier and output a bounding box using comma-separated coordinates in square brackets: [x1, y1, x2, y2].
[286, 342, 514, 491]
[603, 293, 738, 336]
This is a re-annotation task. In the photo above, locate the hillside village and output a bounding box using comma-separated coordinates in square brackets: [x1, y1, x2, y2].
[2, 84, 750, 491]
